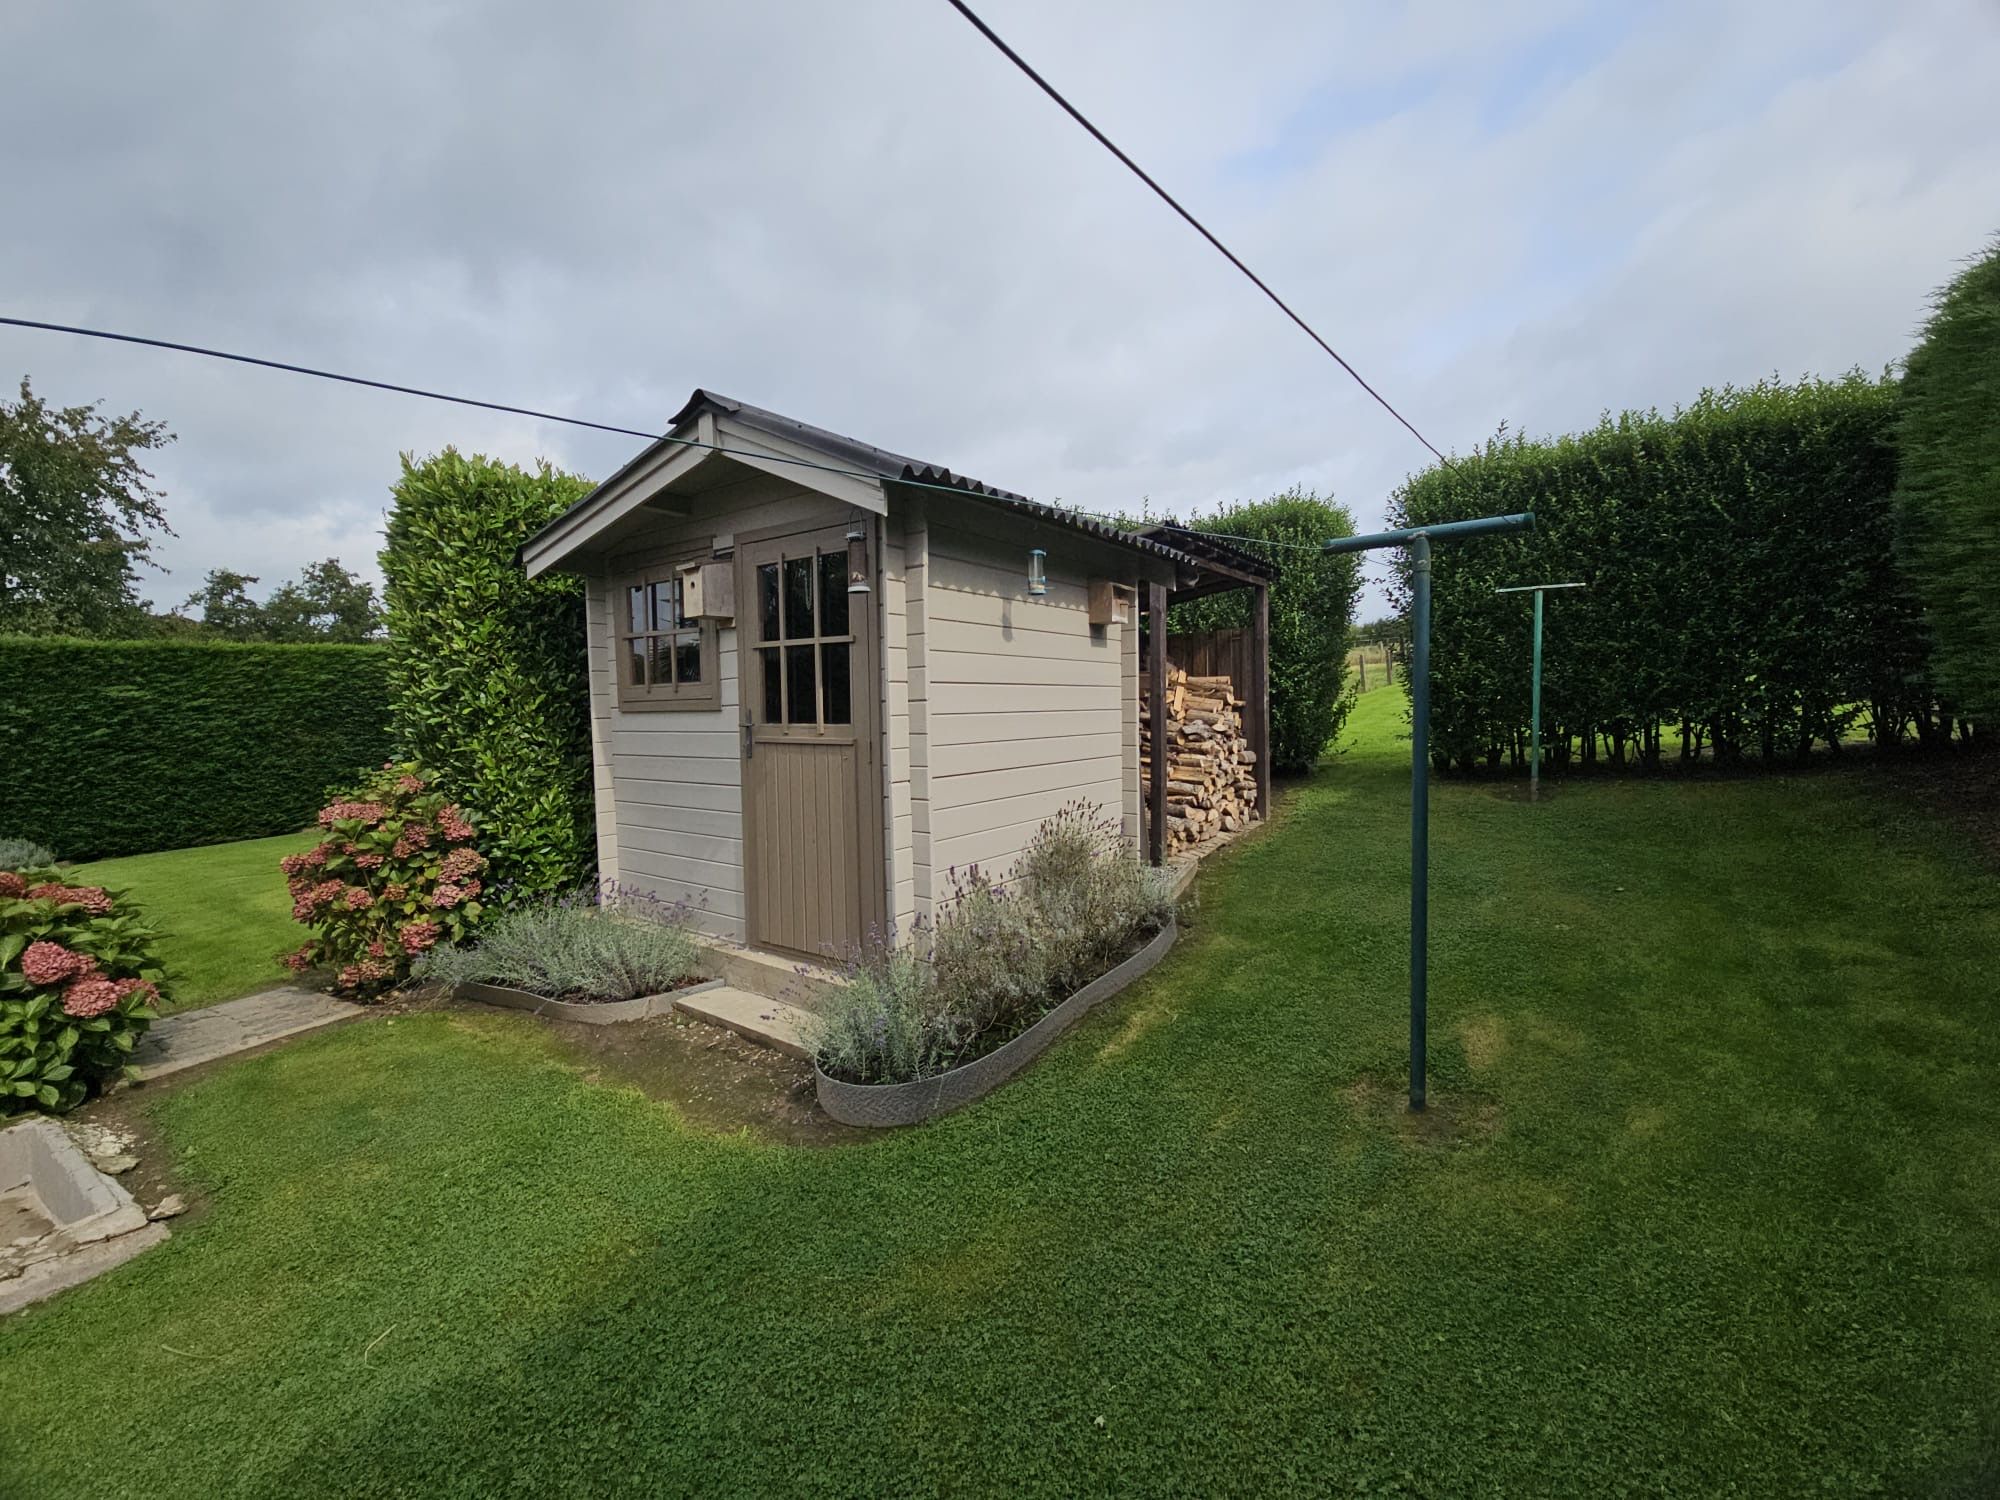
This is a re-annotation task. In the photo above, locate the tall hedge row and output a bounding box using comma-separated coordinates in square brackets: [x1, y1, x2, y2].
[1390, 375, 1948, 772]
[1894, 238, 2000, 724]
[0, 637, 390, 858]
[380, 449, 596, 897]
[1165, 491, 1361, 772]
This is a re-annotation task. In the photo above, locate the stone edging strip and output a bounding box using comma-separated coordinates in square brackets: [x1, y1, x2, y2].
[457, 976, 725, 1025]
[814, 918, 1179, 1128]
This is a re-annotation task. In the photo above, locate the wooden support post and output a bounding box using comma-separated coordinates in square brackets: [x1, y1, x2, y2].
[1146, 580, 1169, 867]
[1251, 581, 1272, 820]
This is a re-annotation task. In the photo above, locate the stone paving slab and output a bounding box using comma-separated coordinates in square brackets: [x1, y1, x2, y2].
[673, 985, 814, 1061]
[132, 988, 363, 1081]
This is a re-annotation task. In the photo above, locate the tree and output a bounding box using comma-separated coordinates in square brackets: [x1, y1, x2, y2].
[0, 377, 174, 636]
[183, 568, 265, 638]
[263, 558, 383, 642]
[1166, 490, 1362, 772]
[1895, 236, 2000, 726]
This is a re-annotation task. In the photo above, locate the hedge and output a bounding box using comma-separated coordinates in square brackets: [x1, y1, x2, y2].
[1895, 237, 2000, 726]
[381, 450, 596, 897]
[1389, 375, 1949, 773]
[1165, 491, 1362, 772]
[0, 637, 390, 858]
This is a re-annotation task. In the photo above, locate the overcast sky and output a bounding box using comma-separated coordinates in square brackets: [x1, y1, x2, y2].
[5, 0, 1997, 617]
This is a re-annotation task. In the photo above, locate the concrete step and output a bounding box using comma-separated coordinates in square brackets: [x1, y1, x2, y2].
[672, 984, 814, 1062]
[692, 939, 842, 1011]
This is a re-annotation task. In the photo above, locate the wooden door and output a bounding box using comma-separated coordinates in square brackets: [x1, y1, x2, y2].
[738, 523, 883, 961]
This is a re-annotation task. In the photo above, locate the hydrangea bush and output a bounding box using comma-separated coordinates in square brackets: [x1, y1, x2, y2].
[1, 866, 165, 1114]
[281, 761, 486, 998]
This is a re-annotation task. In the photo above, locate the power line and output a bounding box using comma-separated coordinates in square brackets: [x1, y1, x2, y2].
[940, 0, 1455, 470]
[0, 314, 1334, 552]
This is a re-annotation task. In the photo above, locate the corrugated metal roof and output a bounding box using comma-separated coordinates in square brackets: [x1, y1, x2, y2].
[669, 389, 1201, 568]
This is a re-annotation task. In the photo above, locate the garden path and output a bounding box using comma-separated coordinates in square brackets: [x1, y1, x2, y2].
[131, 989, 362, 1081]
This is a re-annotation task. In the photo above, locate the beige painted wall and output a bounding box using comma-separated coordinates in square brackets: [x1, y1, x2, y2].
[923, 518, 1139, 890]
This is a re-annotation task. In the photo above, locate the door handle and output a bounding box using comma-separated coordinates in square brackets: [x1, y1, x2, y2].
[742, 720, 754, 760]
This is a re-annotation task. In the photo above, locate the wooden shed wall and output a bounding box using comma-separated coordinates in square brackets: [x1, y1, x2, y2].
[923, 518, 1139, 886]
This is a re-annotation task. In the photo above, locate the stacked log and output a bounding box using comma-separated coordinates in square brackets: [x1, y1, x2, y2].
[1141, 668, 1259, 853]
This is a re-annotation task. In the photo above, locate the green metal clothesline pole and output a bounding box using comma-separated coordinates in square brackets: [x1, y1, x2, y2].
[1326, 512, 1535, 1111]
[1496, 582, 1586, 801]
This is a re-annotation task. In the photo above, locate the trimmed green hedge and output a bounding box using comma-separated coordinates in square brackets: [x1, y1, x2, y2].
[1895, 237, 2000, 726]
[381, 450, 596, 897]
[0, 637, 390, 859]
[1164, 492, 1362, 772]
[1391, 375, 1948, 772]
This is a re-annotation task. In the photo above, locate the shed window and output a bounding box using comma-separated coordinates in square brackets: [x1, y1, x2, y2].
[615, 561, 719, 712]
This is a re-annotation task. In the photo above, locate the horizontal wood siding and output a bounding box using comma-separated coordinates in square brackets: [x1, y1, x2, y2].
[926, 522, 1135, 887]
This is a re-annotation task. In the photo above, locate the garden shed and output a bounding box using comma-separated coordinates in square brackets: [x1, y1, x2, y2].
[523, 391, 1270, 962]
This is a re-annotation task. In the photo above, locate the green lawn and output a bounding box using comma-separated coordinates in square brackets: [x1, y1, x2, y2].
[75, 830, 318, 1011]
[5, 690, 1997, 1496]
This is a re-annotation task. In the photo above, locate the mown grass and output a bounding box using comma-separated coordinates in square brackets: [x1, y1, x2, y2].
[4, 689, 1997, 1496]
[74, 830, 317, 1012]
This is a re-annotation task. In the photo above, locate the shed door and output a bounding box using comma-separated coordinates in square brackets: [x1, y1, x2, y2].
[739, 524, 883, 961]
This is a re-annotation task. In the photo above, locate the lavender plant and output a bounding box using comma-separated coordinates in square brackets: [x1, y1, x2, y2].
[416, 885, 700, 1002]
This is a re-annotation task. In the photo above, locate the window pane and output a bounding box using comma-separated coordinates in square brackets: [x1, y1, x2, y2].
[624, 637, 647, 687]
[784, 555, 814, 640]
[759, 647, 782, 723]
[626, 585, 650, 635]
[818, 550, 848, 636]
[671, 575, 687, 629]
[649, 635, 675, 687]
[821, 642, 851, 725]
[785, 644, 817, 725]
[649, 581, 675, 636]
[758, 563, 780, 642]
[675, 631, 702, 685]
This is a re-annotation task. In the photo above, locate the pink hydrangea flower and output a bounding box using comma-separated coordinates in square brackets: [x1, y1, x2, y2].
[112, 977, 160, 1007]
[399, 920, 441, 954]
[27, 883, 113, 914]
[354, 853, 385, 870]
[21, 941, 91, 987]
[318, 800, 388, 829]
[61, 975, 122, 1019]
[396, 774, 426, 794]
[391, 824, 431, 859]
[437, 805, 476, 843]
[430, 883, 465, 909]
[281, 944, 316, 973]
[383, 883, 409, 903]
[342, 886, 372, 910]
[0, 872, 27, 898]
[439, 847, 485, 882]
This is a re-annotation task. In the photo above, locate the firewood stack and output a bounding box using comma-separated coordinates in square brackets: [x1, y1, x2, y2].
[1141, 668, 1260, 852]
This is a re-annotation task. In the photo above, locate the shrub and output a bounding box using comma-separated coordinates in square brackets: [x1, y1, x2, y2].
[806, 804, 1173, 1084]
[1, 864, 164, 1114]
[0, 837, 55, 869]
[1391, 375, 1949, 771]
[415, 887, 701, 1002]
[1895, 237, 2000, 726]
[0, 637, 390, 859]
[279, 761, 485, 998]
[1165, 491, 1363, 771]
[804, 941, 962, 1086]
[381, 450, 597, 897]
[1016, 801, 1175, 993]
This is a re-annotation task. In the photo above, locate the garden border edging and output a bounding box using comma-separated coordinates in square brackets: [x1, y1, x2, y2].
[457, 977, 724, 1025]
[814, 918, 1178, 1128]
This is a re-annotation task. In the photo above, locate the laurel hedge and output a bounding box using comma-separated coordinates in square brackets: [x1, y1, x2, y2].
[1165, 492, 1362, 772]
[1390, 375, 1951, 773]
[1895, 238, 2000, 726]
[0, 637, 390, 858]
[381, 450, 596, 898]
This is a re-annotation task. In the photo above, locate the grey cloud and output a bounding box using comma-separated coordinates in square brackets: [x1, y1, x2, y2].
[3, 0, 1995, 617]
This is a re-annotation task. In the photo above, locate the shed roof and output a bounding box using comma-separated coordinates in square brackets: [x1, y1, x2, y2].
[525, 388, 1204, 573]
